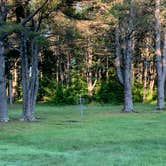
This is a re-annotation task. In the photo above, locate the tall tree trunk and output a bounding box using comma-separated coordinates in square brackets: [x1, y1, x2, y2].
[123, 35, 133, 112]
[0, 0, 8, 122]
[106, 55, 109, 81]
[123, 3, 134, 112]
[149, 61, 155, 99]
[29, 42, 39, 116]
[0, 41, 8, 122]
[55, 43, 60, 84]
[20, 33, 31, 121]
[20, 33, 39, 121]
[115, 2, 134, 112]
[86, 45, 97, 98]
[20, 33, 38, 121]
[87, 46, 93, 97]
[115, 28, 133, 112]
[155, 0, 165, 110]
[162, 30, 166, 104]
[115, 27, 134, 112]
[143, 58, 148, 102]
[12, 61, 18, 101]
[115, 27, 124, 85]
[66, 53, 71, 88]
[9, 79, 13, 105]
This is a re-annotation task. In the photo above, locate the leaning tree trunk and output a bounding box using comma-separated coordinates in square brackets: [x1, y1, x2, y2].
[155, 0, 166, 110]
[0, 41, 8, 122]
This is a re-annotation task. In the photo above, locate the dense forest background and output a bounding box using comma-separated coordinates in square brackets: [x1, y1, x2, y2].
[0, 0, 166, 121]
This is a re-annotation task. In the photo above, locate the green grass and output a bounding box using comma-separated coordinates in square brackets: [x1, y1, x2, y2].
[0, 103, 166, 166]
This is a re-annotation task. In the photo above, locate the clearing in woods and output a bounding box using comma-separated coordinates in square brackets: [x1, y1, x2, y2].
[0, 103, 166, 166]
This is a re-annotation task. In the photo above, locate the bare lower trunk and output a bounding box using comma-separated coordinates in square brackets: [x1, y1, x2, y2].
[20, 33, 38, 121]
[106, 55, 109, 81]
[9, 79, 13, 105]
[115, 27, 123, 85]
[87, 46, 93, 97]
[123, 42, 133, 112]
[149, 79, 154, 97]
[163, 31, 166, 102]
[155, 0, 165, 110]
[143, 59, 148, 102]
[123, 76, 133, 112]
[20, 33, 32, 120]
[29, 42, 39, 116]
[0, 0, 8, 122]
[123, 3, 134, 112]
[66, 53, 71, 88]
[157, 79, 165, 109]
[0, 41, 8, 122]
[86, 45, 97, 98]
[149, 61, 155, 98]
[156, 58, 165, 109]
[115, 25, 134, 112]
[12, 62, 18, 101]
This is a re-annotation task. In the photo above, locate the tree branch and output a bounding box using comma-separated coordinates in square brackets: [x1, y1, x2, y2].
[21, 0, 49, 26]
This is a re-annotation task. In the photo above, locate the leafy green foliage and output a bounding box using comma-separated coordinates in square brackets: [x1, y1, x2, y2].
[0, 23, 23, 36]
[27, 31, 48, 46]
[38, 78, 57, 102]
[132, 82, 144, 102]
[63, 7, 87, 20]
[96, 80, 123, 104]
[38, 71, 87, 105]
[132, 82, 157, 103]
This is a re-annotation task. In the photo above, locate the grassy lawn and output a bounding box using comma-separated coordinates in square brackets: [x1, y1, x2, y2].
[0, 103, 166, 166]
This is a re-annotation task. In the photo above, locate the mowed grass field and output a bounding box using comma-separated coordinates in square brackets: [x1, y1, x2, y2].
[0, 103, 166, 166]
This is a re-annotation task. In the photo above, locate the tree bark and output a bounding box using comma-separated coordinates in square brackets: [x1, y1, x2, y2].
[122, 4, 134, 112]
[18, 0, 48, 121]
[0, 0, 8, 122]
[66, 53, 71, 88]
[115, 29, 134, 112]
[143, 58, 148, 102]
[20, 33, 31, 121]
[29, 42, 39, 116]
[20, 33, 39, 121]
[115, 27, 124, 85]
[155, 0, 165, 110]
[123, 34, 133, 112]
[12, 61, 18, 101]
[9, 79, 13, 105]
[0, 41, 8, 122]
[115, 3, 134, 112]
[86, 44, 97, 98]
